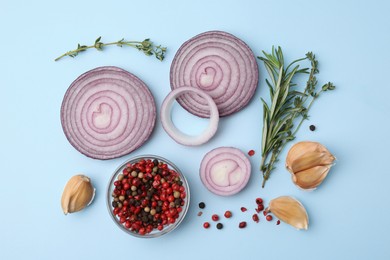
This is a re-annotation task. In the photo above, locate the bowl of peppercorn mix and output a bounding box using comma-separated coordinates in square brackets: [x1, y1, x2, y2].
[106, 155, 190, 238]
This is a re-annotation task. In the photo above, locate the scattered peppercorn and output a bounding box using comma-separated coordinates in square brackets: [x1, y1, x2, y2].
[252, 214, 259, 223]
[240, 207, 247, 212]
[224, 210, 232, 218]
[203, 222, 210, 229]
[239, 221, 247, 228]
[197, 211, 203, 217]
[257, 204, 264, 211]
[309, 125, 316, 131]
[198, 202, 206, 209]
[266, 215, 273, 221]
[255, 198, 263, 204]
[276, 220, 281, 225]
[216, 223, 223, 229]
[248, 150, 255, 156]
[212, 214, 219, 221]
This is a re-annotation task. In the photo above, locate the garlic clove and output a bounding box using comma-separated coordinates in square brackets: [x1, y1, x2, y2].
[286, 141, 335, 190]
[61, 174, 95, 215]
[267, 196, 309, 230]
[293, 165, 331, 190]
[288, 151, 335, 173]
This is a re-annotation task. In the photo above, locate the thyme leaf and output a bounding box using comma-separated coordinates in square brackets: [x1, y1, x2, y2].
[55, 36, 167, 61]
[258, 46, 336, 188]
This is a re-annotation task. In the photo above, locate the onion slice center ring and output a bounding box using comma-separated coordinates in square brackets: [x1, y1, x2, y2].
[160, 86, 219, 146]
[200, 147, 251, 196]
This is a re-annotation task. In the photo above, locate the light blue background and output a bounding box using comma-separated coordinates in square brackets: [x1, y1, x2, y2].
[1, 0, 389, 259]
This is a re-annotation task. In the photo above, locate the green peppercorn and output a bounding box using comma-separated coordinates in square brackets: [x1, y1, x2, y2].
[119, 195, 125, 201]
[138, 172, 144, 178]
[173, 191, 180, 199]
[118, 174, 124, 181]
[153, 166, 158, 173]
[131, 171, 138, 177]
[131, 185, 137, 191]
[150, 209, 156, 215]
[144, 206, 150, 213]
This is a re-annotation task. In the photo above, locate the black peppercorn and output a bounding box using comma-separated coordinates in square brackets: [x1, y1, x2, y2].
[153, 159, 159, 166]
[216, 223, 223, 229]
[309, 125, 316, 131]
[112, 201, 118, 208]
[198, 202, 206, 209]
[175, 198, 182, 206]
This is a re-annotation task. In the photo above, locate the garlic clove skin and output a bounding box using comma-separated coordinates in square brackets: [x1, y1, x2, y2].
[288, 151, 335, 174]
[293, 165, 331, 190]
[285, 141, 324, 168]
[286, 141, 335, 190]
[267, 196, 309, 230]
[61, 174, 95, 215]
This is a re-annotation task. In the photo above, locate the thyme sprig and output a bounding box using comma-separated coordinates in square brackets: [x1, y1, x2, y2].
[258, 46, 335, 188]
[55, 36, 167, 61]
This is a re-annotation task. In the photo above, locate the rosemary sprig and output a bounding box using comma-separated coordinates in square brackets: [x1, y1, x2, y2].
[258, 46, 335, 188]
[55, 36, 167, 61]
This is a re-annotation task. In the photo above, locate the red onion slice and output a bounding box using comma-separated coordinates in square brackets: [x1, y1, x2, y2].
[160, 86, 219, 146]
[200, 147, 251, 196]
[170, 31, 259, 118]
[61, 66, 156, 160]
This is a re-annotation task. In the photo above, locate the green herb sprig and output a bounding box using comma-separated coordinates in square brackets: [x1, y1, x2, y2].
[55, 37, 167, 61]
[258, 46, 335, 188]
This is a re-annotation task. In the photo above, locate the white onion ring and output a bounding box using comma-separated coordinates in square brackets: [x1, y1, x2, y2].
[61, 66, 156, 160]
[170, 31, 259, 118]
[200, 147, 251, 196]
[160, 86, 219, 146]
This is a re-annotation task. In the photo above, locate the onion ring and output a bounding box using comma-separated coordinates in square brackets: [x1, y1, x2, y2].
[160, 86, 219, 146]
[200, 147, 251, 196]
[61, 66, 156, 160]
[170, 31, 259, 118]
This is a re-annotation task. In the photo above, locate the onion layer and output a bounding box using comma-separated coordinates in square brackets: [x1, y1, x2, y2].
[61, 66, 156, 160]
[200, 147, 251, 196]
[170, 31, 259, 118]
[160, 86, 219, 146]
